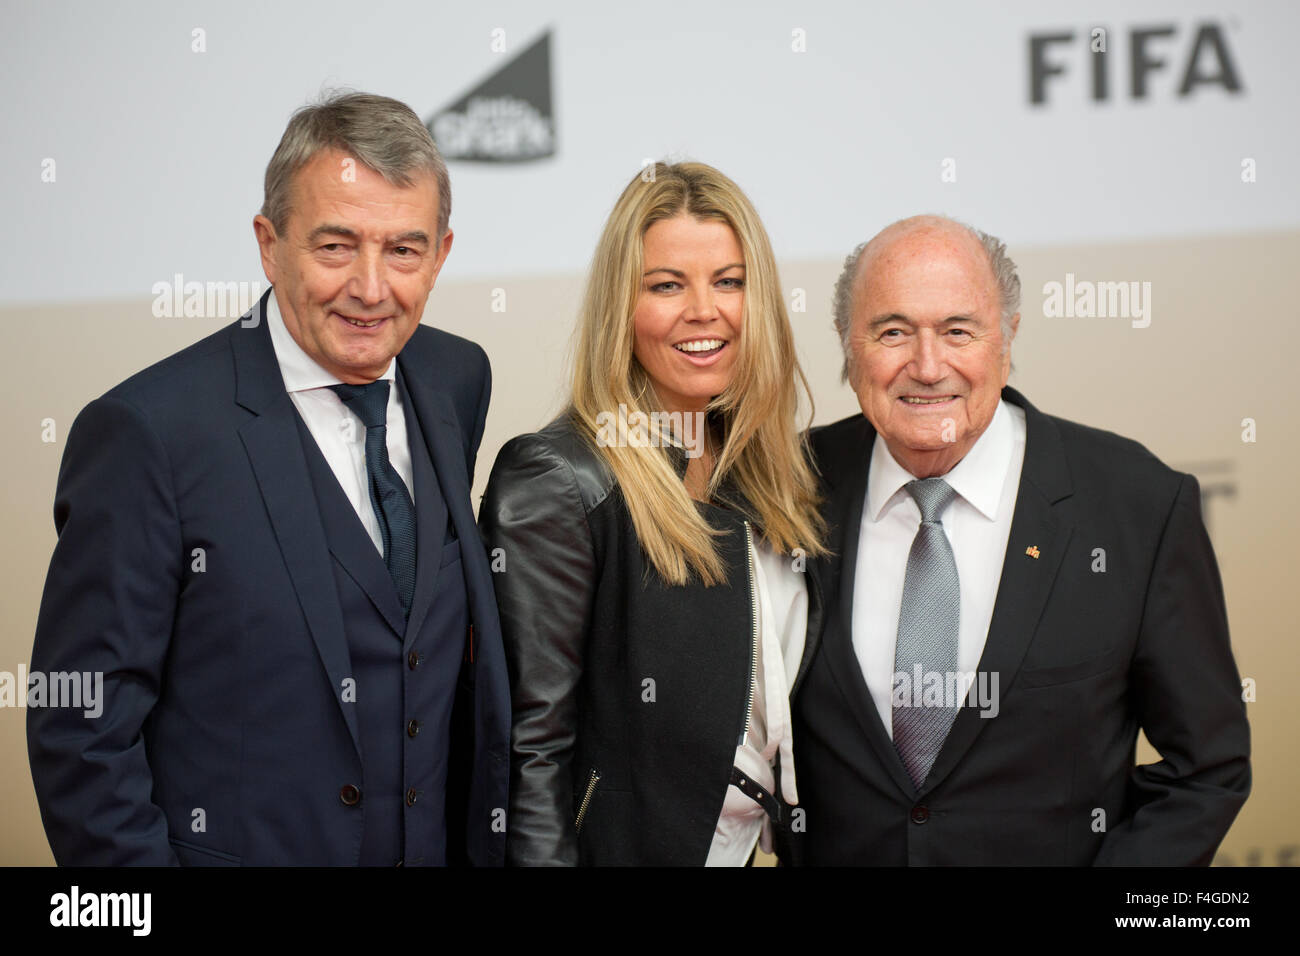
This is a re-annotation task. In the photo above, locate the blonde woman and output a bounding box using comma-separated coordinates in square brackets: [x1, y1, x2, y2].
[479, 162, 826, 865]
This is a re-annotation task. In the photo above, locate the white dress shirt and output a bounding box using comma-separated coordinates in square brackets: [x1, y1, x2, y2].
[265, 290, 415, 554]
[852, 399, 1027, 737]
[705, 536, 808, 866]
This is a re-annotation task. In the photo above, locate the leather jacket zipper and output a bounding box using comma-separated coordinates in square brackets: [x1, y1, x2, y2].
[575, 768, 600, 833]
[739, 520, 758, 748]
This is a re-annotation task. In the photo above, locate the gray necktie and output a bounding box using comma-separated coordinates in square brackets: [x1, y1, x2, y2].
[892, 477, 960, 789]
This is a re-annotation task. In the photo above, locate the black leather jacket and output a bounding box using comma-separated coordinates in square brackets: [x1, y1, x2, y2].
[479, 415, 824, 865]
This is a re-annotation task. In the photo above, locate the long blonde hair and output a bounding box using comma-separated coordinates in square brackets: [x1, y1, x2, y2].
[570, 162, 826, 586]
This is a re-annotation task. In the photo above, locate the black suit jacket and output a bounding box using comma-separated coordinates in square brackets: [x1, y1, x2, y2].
[27, 289, 510, 865]
[792, 386, 1250, 865]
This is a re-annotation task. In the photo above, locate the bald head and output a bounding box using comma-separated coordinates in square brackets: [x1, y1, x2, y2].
[833, 216, 1020, 383]
[861, 216, 990, 285]
[833, 215, 1022, 478]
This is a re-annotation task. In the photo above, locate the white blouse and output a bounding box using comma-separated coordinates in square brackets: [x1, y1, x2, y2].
[705, 536, 808, 866]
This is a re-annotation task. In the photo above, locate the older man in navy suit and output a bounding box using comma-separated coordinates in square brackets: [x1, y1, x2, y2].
[28, 91, 509, 866]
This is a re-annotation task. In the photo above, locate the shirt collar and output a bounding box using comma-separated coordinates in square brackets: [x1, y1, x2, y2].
[265, 290, 396, 393]
[866, 399, 1014, 523]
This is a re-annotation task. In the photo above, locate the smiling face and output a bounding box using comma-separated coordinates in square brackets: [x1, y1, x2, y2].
[632, 214, 745, 415]
[253, 148, 453, 384]
[847, 222, 1017, 477]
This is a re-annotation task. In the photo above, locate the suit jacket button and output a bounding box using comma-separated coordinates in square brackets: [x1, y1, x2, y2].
[408, 651, 420, 670]
[910, 805, 929, 824]
[405, 787, 418, 807]
[407, 719, 420, 738]
[340, 784, 362, 807]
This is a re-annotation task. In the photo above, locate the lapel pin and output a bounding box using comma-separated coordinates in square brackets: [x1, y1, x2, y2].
[1025, 545, 1041, 559]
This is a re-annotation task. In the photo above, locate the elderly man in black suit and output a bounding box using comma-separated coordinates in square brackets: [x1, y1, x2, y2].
[792, 215, 1249, 865]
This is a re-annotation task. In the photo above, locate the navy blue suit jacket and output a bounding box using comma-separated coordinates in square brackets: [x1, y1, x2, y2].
[28, 290, 509, 865]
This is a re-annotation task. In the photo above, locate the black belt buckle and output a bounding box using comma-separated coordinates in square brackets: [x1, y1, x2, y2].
[729, 766, 786, 828]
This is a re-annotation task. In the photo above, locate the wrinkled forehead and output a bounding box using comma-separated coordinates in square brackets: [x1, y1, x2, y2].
[864, 219, 988, 276]
[285, 172, 438, 248]
[856, 223, 997, 309]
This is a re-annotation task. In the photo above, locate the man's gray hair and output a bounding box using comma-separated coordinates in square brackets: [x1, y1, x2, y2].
[832, 216, 1021, 382]
[261, 90, 451, 242]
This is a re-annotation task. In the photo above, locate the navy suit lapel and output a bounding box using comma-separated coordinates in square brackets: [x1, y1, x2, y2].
[922, 387, 1074, 791]
[401, 357, 498, 671]
[396, 361, 474, 548]
[395, 365, 450, 648]
[816, 417, 919, 798]
[231, 292, 361, 756]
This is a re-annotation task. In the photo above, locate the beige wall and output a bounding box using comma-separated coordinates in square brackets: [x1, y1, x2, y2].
[3, 230, 1294, 865]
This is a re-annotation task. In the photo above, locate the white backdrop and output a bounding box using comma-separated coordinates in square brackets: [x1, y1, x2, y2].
[3, 0, 1297, 304]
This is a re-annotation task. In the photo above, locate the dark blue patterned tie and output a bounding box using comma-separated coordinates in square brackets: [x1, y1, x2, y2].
[329, 380, 416, 616]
